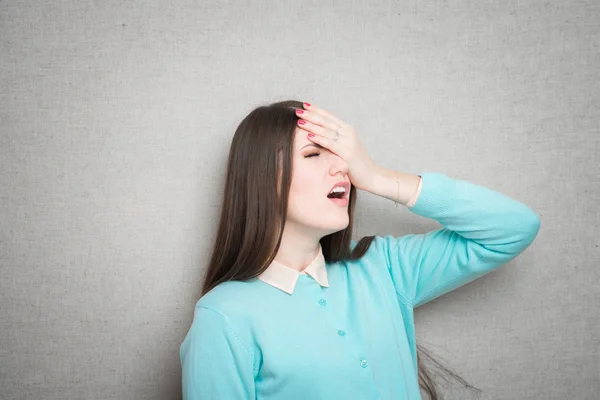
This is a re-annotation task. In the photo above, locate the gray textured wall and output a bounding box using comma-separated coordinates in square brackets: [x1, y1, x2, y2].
[1, 1, 598, 399]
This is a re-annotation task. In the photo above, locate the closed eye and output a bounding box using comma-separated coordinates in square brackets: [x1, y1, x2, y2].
[305, 152, 320, 158]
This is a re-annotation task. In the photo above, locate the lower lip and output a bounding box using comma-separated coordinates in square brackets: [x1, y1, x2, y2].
[329, 197, 349, 206]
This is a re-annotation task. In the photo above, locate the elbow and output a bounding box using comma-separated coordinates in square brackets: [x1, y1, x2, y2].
[511, 203, 541, 243]
[522, 211, 541, 245]
[492, 211, 541, 258]
[507, 211, 540, 256]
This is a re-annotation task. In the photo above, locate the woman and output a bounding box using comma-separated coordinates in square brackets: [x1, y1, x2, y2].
[180, 100, 541, 399]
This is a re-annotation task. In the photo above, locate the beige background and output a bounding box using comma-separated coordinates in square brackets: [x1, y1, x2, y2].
[1, 1, 599, 399]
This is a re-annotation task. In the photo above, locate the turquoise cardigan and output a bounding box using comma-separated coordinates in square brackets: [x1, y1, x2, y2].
[180, 172, 541, 399]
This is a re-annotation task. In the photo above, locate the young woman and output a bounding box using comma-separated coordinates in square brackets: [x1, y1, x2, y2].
[180, 100, 541, 399]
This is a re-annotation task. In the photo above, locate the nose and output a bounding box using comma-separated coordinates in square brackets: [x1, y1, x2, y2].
[330, 154, 349, 177]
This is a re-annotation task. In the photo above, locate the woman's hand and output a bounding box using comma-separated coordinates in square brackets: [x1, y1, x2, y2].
[295, 102, 378, 192]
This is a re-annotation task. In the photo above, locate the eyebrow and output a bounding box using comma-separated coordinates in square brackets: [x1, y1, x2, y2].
[300, 143, 325, 150]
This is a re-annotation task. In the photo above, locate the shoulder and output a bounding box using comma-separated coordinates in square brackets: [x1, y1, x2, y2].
[197, 279, 259, 315]
[348, 234, 416, 284]
[188, 280, 262, 353]
[347, 235, 403, 278]
[182, 282, 260, 377]
[345, 236, 412, 305]
[351, 235, 399, 261]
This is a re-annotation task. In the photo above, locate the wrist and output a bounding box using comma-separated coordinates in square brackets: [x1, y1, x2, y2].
[367, 166, 420, 206]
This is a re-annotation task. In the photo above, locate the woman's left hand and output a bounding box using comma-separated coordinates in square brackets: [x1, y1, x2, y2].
[295, 102, 378, 192]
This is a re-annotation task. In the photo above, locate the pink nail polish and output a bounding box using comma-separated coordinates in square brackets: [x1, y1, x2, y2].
[308, 133, 315, 138]
[298, 120, 306, 125]
[296, 109, 304, 114]
[304, 102, 311, 107]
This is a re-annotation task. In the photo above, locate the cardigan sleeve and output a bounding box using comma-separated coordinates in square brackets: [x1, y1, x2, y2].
[378, 172, 541, 308]
[180, 306, 256, 399]
[404, 175, 423, 208]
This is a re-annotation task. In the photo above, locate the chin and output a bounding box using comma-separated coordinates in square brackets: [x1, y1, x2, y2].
[293, 210, 349, 235]
[326, 217, 350, 234]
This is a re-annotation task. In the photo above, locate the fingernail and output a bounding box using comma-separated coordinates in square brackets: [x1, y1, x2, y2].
[296, 109, 304, 114]
[298, 120, 306, 125]
[308, 133, 315, 138]
[303, 102, 311, 107]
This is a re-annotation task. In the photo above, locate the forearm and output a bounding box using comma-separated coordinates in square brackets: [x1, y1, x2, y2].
[366, 165, 421, 206]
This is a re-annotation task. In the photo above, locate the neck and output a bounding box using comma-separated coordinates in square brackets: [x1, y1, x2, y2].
[274, 224, 321, 272]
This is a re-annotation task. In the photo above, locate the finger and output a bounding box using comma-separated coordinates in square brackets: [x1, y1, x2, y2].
[303, 103, 346, 128]
[297, 118, 334, 140]
[296, 109, 341, 136]
[307, 131, 336, 153]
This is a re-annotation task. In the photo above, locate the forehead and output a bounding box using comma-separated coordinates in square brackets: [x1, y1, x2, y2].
[294, 128, 325, 150]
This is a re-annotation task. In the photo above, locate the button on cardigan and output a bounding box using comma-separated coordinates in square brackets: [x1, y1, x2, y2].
[180, 172, 541, 400]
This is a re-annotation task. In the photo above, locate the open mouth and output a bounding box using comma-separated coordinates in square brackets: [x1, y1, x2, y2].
[326, 182, 350, 200]
[327, 191, 346, 199]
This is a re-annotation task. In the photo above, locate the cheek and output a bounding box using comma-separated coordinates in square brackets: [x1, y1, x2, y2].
[288, 177, 324, 214]
[290, 182, 318, 204]
[290, 166, 318, 194]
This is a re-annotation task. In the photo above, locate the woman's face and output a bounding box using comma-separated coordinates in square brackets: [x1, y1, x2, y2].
[285, 129, 351, 238]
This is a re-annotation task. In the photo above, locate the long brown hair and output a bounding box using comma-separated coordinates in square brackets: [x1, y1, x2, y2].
[201, 100, 482, 399]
